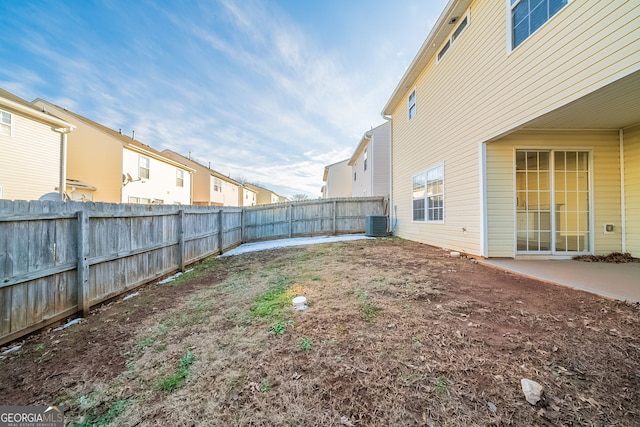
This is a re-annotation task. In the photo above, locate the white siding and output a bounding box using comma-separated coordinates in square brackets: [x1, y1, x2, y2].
[325, 160, 352, 198]
[121, 148, 191, 204]
[0, 112, 61, 201]
[372, 122, 391, 198]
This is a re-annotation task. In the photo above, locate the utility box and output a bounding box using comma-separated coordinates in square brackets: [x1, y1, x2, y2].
[366, 215, 388, 237]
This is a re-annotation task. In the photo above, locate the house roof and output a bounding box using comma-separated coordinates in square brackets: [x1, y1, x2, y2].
[34, 99, 193, 172]
[244, 183, 283, 199]
[381, 0, 472, 117]
[0, 88, 74, 130]
[161, 149, 241, 186]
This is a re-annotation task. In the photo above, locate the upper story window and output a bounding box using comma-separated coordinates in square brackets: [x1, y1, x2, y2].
[176, 169, 184, 187]
[511, 0, 568, 49]
[213, 177, 222, 192]
[437, 14, 469, 62]
[139, 155, 150, 179]
[408, 90, 416, 120]
[364, 149, 368, 171]
[1, 110, 12, 136]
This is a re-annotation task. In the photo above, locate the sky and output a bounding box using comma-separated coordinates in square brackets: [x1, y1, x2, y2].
[0, 0, 448, 199]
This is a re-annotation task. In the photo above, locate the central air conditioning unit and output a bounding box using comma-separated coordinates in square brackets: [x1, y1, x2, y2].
[365, 215, 388, 237]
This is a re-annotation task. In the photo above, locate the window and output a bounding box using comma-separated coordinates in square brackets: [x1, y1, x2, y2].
[412, 173, 426, 221]
[139, 156, 150, 179]
[176, 169, 184, 187]
[128, 196, 140, 204]
[213, 177, 222, 192]
[437, 14, 469, 62]
[408, 90, 416, 120]
[510, 0, 568, 49]
[412, 164, 444, 222]
[0, 110, 11, 136]
[364, 149, 368, 171]
[426, 165, 444, 221]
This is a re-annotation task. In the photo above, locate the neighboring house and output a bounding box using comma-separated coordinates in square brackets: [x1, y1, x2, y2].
[240, 185, 257, 207]
[349, 121, 391, 198]
[162, 150, 241, 207]
[321, 159, 352, 198]
[244, 183, 287, 205]
[382, 1, 640, 258]
[0, 88, 75, 201]
[33, 99, 193, 205]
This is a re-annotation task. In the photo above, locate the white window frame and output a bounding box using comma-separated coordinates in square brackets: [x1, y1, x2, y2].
[138, 155, 150, 179]
[176, 169, 184, 187]
[213, 177, 222, 192]
[411, 163, 445, 223]
[364, 149, 368, 171]
[0, 110, 12, 137]
[507, 0, 570, 52]
[408, 90, 416, 120]
[437, 12, 470, 63]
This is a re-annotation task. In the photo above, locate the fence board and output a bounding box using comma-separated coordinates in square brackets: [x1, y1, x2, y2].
[0, 197, 385, 345]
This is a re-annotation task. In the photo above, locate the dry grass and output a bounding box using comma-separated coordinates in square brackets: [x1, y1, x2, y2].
[3, 237, 640, 426]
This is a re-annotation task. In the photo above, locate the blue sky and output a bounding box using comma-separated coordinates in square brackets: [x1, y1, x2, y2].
[0, 0, 447, 198]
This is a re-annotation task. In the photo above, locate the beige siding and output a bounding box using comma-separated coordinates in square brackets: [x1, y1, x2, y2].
[325, 160, 352, 198]
[0, 112, 61, 200]
[486, 131, 622, 257]
[390, 0, 639, 256]
[624, 125, 640, 256]
[33, 101, 123, 202]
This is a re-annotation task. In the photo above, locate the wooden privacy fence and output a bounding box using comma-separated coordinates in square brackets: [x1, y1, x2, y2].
[243, 197, 386, 241]
[0, 196, 385, 345]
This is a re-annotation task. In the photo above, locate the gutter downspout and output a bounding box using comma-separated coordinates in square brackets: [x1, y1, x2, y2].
[619, 129, 626, 253]
[54, 127, 73, 201]
[383, 114, 393, 233]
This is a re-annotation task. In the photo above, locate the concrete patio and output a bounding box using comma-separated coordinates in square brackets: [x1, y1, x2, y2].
[481, 259, 640, 303]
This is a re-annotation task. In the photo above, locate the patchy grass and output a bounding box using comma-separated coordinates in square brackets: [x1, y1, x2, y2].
[3, 238, 640, 426]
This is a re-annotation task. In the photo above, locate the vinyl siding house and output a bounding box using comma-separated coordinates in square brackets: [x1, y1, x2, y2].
[349, 121, 391, 198]
[244, 183, 286, 205]
[162, 150, 241, 207]
[383, 1, 640, 258]
[322, 159, 352, 198]
[33, 99, 193, 205]
[240, 186, 257, 207]
[0, 89, 75, 201]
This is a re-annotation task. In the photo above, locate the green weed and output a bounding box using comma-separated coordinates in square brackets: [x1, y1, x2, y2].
[159, 351, 196, 393]
[270, 320, 293, 335]
[260, 381, 271, 393]
[69, 400, 128, 427]
[250, 279, 293, 320]
[298, 337, 312, 351]
[436, 376, 448, 399]
[360, 303, 382, 321]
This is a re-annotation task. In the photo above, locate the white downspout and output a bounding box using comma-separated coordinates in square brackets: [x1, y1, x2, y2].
[54, 127, 72, 201]
[619, 129, 626, 252]
[479, 141, 488, 258]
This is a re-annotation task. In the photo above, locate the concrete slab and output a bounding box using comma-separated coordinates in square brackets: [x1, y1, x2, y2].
[480, 259, 640, 303]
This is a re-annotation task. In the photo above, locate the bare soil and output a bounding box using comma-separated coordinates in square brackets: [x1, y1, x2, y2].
[1, 237, 639, 426]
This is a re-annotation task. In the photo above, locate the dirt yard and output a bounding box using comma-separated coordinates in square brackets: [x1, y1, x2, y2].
[2, 237, 639, 426]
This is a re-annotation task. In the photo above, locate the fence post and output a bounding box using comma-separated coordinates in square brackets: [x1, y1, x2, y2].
[218, 209, 224, 253]
[333, 200, 337, 235]
[241, 209, 245, 243]
[76, 210, 90, 318]
[288, 204, 293, 238]
[177, 210, 185, 272]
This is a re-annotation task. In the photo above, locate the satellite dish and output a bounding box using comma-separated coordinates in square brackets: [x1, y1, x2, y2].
[127, 173, 134, 181]
[39, 192, 63, 201]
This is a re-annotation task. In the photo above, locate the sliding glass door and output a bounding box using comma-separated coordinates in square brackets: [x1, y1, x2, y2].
[516, 150, 591, 254]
